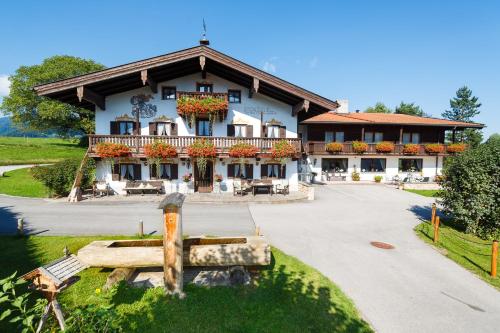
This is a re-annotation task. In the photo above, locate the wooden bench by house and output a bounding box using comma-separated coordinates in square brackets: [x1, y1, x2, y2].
[123, 180, 163, 195]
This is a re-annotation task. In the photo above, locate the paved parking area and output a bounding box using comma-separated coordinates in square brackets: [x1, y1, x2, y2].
[249, 185, 500, 333]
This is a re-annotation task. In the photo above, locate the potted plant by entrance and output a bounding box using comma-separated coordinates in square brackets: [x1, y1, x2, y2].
[187, 139, 217, 177]
[374, 175, 383, 183]
[325, 142, 343, 153]
[352, 141, 368, 154]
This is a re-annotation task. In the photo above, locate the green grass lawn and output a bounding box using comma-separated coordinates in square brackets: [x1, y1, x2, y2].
[0, 236, 372, 333]
[415, 221, 499, 290]
[0, 136, 86, 166]
[404, 189, 440, 197]
[0, 167, 48, 197]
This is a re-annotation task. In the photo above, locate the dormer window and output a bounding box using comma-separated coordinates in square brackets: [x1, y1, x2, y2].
[197, 83, 213, 93]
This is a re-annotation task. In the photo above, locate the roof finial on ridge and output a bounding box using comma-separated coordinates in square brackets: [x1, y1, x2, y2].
[200, 19, 210, 46]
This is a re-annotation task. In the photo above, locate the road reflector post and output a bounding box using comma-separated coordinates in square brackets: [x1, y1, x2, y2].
[139, 220, 144, 238]
[433, 216, 440, 243]
[492, 240, 498, 278]
[431, 203, 436, 226]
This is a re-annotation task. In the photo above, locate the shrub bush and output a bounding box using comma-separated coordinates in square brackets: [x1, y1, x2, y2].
[440, 139, 500, 239]
[32, 158, 95, 197]
[351, 171, 360, 181]
[374, 175, 383, 183]
[351, 141, 368, 154]
[325, 142, 343, 153]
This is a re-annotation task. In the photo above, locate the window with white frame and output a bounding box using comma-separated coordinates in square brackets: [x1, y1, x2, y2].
[267, 125, 280, 138]
[156, 122, 171, 136]
[234, 125, 247, 137]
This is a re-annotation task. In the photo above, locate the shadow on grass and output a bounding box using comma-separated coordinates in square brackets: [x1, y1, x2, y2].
[110, 263, 372, 333]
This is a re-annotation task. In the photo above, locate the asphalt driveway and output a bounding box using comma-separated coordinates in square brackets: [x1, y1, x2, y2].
[249, 185, 500, 333]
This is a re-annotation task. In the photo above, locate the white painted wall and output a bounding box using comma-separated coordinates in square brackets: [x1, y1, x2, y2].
[95, 72, 296, 138]
[308, 155, 443, 182]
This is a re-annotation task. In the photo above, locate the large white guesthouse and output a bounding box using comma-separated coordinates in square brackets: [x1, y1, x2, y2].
[34, 40, 339, 195]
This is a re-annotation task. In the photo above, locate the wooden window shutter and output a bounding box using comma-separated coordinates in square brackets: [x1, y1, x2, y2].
[280, 165, 286, 179]
[112, 163, 119, 175]
[171, 123, 178, 136]
[279, 126, 286, 138]
[149, 122, 157, 135]
[133, 122, 141, 135]
[246, 125, 253, 138]
[246, 164, 253, 179]
[227, 164, 235, 178]
[227, 124, 235, 137]
[133, 164, 142, 180]
[260, 164, 267, 179]
[171, 164, 179, 179]
[110, 121, 120, 135]
[150, 165, 157, 179]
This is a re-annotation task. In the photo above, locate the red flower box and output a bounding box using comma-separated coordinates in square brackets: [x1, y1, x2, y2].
[325, 142, 343, 153]
[271, 140, 297, 159]
[95, 142, 131, 159]
[375, 141, 394, 153]
[144, 142, 177, 159]
[352, 141, 368, 154]
[228, 143, 259, 158]
[424, 143, 444, 154]
[446, 143, 466, 153]
[403, 144, 419, 155]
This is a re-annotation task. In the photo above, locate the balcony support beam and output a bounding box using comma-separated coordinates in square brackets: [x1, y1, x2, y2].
[140, 70, 158, 94]
[292, 99, 309, 117]
[399, 127, 403, 144]
[76, 86, 105, 110]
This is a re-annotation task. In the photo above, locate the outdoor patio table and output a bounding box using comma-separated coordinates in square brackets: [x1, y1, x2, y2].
[251, 184, 273, 196]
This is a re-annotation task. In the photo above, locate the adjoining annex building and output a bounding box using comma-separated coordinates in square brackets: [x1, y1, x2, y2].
[35, 38, 483, 196]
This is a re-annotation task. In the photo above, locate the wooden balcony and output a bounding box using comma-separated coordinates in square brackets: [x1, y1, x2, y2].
[88, 135, 302, 158]
[305, 141, 452, 156]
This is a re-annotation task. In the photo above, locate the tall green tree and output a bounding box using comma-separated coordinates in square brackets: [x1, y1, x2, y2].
[364, 102, 392, 113]
[442, 86, 483, 146]
[394, 102, 426, 117]
[1, 56, 105, 136]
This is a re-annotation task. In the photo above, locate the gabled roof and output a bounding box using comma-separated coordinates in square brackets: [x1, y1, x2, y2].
[301, 112, 484, 128]
[34, 45, 339, 114]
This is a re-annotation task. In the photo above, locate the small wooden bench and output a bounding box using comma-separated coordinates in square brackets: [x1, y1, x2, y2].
[123, 180, 163, 195]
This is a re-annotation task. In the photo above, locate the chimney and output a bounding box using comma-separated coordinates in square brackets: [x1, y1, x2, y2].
[336, 99, 349, 114]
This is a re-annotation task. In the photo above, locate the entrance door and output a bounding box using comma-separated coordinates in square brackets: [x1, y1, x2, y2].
[194, 160, 213, 193]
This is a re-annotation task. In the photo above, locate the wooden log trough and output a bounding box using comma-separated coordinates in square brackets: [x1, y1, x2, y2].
[77, 236, 271, 268]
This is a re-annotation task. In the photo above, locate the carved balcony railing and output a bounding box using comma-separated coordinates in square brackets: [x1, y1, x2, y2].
[305, 141, 453, 156]
[176, 91, 228, 100]
[88, 135, 302, 157]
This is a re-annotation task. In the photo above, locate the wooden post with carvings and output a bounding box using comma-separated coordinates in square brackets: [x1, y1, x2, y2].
[491, 240, 498, 278]
[158, 193, 186, 297]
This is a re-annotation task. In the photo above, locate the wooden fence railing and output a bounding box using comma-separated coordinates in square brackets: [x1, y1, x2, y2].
[88, 135, 302, 155]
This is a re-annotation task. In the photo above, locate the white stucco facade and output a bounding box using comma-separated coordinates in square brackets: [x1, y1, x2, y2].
[307, 155, 443, 182]
[93, 72, 299, 194]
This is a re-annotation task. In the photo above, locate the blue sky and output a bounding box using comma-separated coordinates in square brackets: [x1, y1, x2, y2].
[0, 0, 498, 137]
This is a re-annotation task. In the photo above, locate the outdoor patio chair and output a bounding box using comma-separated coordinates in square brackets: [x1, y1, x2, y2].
[233, 180, 245, 196]
[275, 180, 289, 195]
[93, 181, 111, 197]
